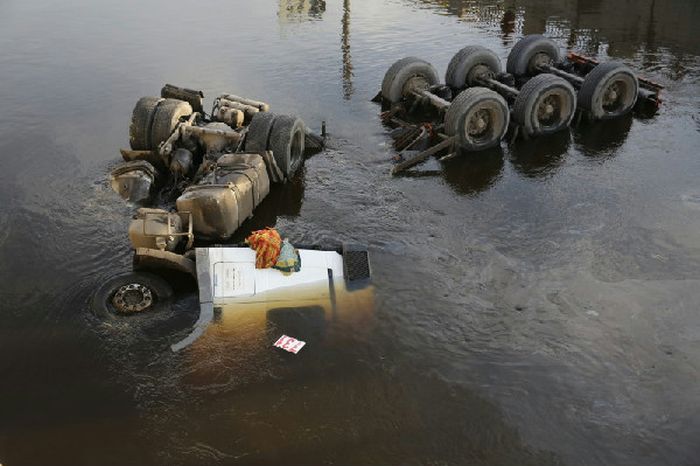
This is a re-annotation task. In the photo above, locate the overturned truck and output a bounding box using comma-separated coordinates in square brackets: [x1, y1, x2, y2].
[377, 34, 663, 174]
[98, 85, 372, 351]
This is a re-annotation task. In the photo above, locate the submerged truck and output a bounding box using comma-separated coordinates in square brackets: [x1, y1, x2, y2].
[98, 85, 372, 351]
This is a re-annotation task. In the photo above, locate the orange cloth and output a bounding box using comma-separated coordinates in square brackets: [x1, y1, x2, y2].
[246, 228, 282, 269]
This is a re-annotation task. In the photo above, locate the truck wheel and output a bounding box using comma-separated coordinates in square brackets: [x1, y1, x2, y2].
[444, 87, 509, 152]
[92, 272, 174, 319]
[445, 45, 502, 90]
[506, 34, 560, 77]
[381, 57, 440, 104]
[150, 99, 193, 149]
[245, 111, 277, 153]
[269, 115, 306, 178]
[578, 62, 639, 120]
[513, 74, 576, 136]
[129, 97, 163, 150]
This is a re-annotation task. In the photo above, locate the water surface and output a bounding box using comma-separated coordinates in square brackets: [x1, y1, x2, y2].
[1, 0, 699, 465]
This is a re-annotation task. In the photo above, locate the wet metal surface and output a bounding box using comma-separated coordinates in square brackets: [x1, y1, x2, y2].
[1, 0, 700, 465]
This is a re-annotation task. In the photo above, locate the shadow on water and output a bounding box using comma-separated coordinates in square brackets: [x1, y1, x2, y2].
[395, 147, 504, 197]
[441, 147, 505, 195]
[573, 113, 633, 158]
[510, 129, 571, 178]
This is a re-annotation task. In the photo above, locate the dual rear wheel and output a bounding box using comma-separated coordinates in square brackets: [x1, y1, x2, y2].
[129, 97, 306, 179]
[129, 98, 193, 151]
[446, 44, 575, 137]
[506, 34, 639, 119]
[245, 112, 306, 179]
[382, 35, 639, 148]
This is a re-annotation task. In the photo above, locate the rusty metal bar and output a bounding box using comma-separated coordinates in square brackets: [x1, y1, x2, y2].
[391, 136, 454, 175]
[567, 51, 663, 91]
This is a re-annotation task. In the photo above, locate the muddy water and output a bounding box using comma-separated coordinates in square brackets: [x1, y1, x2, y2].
[1, 0, 699, 465]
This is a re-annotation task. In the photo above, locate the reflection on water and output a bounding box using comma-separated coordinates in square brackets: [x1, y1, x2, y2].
[342, 0, 354, 100]
[573, 115, 633, 158]
[510, 130, 571, 178]
[415, 0, 700, 68]
[278, 0, 326, 22]
[441, 148, 504, 195]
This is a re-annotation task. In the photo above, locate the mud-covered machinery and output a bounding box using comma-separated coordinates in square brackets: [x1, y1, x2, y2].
[112, 84, 311, 200]
[377, 35, 663, 174]
[106, 84, 325, 296]
[110, 83, 318, 242]
[96, 85, 373, 351]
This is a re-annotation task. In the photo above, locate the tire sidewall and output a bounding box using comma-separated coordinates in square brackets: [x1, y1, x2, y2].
[386, 61, 440, 103]
[515, 75, 576, 136]
[446, 46, 502, 90]
[269, 116, 306, 178]
[507, 35, 560, 77]
[245, 112, 277, 153]
[581, 66, 638, 120]
[150, 99, 193, 148]
[452, 91, 509, 151]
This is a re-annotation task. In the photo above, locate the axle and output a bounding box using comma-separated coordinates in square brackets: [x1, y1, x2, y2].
[411, 89, 451, 110]
[536, 64, 585, 85]
[476, 76, 519, 97]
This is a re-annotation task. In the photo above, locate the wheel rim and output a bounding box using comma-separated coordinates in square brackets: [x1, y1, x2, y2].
[402, 74, 431, 98]
[462, 103, 502, 146]
[112, 283, 154, 314]
[588, 70, 637, 117]
[528, 51, 554, 73]
[602, 79, 627, 113]
[467, 64, 495, 86]
[535, 92, 565, 129]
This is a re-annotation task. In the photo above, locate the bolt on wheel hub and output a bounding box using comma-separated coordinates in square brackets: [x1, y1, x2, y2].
[530, 52, 553, 73]
[468, 109, 491, 137]
[403, 75, 430, 98]
[112, 283, 153, 314]
[603, 82, 622, 109]
[537, 94, 561, 126]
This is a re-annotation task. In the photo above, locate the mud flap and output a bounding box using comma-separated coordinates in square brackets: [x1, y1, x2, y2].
[170, 248, 213, 352]
[343, 243, 371, 291]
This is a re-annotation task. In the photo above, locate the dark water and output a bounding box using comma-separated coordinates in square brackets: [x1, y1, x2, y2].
[1, 0, 700, 465]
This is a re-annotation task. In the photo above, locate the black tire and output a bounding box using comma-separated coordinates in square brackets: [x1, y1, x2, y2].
[444, 87, 509, 152]
[445, 45, 502, 90]
[129, 97, 163, 150]
[269, 115, 306, 178]
[578, 61, 639, 120]
[150, 99, 193, 149]
[91, 272, 174, 320]
[381, 57, 440, 104]
[513, 74, 576, 136]
[506, 34, 560, 77]
[245, 111, 277, 153]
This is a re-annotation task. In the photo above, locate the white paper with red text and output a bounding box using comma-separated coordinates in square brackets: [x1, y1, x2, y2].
[273, 335, 306, 354]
